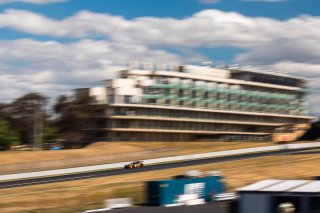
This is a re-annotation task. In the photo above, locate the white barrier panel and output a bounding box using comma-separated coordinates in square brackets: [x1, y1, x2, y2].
[287, 142, 320, 149]
[82, 207, 110, 213]
[212, 192, 239, 202]
[81, 198, 132, 212]
[164, 203, 184, 207]
[185, 198, 205, 206]
[175, 194, 205, 206]
[105, 198, 132, 210]
[176, 194, 199, 203]
[1, 142, 320, 182]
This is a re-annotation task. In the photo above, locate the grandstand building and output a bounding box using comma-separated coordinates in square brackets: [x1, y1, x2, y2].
[79, 64, 314, 142]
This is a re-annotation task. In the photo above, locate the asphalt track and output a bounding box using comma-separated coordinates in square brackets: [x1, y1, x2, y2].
[0, 147, 315, 189]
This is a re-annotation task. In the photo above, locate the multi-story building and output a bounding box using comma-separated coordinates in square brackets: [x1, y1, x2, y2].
[80, 64, 315, 142]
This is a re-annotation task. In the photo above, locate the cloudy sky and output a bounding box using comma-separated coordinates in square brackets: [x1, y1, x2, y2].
[0, 0, 319, 116]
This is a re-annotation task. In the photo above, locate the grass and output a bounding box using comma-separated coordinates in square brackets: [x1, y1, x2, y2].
[0, 149, 319, 213]
[0, 141, 277, 174]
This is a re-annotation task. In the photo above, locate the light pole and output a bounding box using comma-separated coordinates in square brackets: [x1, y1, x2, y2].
[33, 101, 43, 150]
[33, 104, 37, 150]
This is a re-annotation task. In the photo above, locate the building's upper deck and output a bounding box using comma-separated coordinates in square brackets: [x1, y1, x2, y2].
[89, 64, 312, 118]
[229, 67, 306, 88]
[119, 64, 307, 91]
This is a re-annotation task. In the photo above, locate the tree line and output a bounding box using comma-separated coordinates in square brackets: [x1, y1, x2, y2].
[0, 92, 93, 150]
[1, 92, 319, 150]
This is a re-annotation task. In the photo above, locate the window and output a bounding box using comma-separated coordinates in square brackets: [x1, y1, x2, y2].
[108, 95, 114, 104]
[146, 87, 160, 94]
[124, 95, 132, 104]
[179, 90, 184, 98]
[146, 99, 156, 104]
[192, 90, 196, 99]
[164, 89, 170, 96]
[204, 92, 208, 100]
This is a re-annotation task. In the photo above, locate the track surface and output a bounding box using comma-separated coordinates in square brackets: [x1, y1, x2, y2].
[0, 148, 313, 189]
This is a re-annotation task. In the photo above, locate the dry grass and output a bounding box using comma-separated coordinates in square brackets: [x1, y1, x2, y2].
[0, 150, 319, 213]
[0, 141, 275, 174]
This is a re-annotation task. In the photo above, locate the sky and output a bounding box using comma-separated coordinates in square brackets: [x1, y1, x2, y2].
[0, 0, 319, 116]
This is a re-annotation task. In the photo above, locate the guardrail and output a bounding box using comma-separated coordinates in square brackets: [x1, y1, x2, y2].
[1, 142, 319, 182]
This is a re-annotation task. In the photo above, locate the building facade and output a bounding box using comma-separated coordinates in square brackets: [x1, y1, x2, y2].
[81, 64, 314, 142]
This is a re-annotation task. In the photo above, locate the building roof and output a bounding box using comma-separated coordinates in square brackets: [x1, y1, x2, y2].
[238, 179, 320, 193]
[123, 69, 303, 91]
[228, 67, 308, 81]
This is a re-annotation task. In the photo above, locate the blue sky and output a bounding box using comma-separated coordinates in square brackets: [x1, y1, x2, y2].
[1, 0, 319, 20]
[0, 0, 318, 62]
[0, 0, 319, 115]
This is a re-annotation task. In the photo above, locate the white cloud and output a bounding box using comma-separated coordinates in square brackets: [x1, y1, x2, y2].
[1, 9, 319, 67]
[0, 9, 319, 115]
[0, 39, 182, 102]
[0, 10, 61, 35]
[0, 9, 271, 46]
[2, 9, 319, 50]
[0, 0, 67, 4]
[197, 0, 220, 4]
[241, 0, 287, 2]
[267, 62, 320, 79]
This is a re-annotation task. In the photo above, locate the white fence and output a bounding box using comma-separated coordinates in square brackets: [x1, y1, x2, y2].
[1, 142, 319, 182]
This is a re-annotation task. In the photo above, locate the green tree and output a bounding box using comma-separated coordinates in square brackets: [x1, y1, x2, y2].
[0, 119, 19, 150]
[4, 93, 47, 145]
[0, 93, 47, 148]
[43, 126, 59, 142]
[54, 93, 102, 142]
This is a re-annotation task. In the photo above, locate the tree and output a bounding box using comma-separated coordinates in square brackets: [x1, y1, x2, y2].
[1, 93, 47, 146]
[53, 93, 102, 142]
[0, 119, 19, 150]
[43, 126, 59, 142]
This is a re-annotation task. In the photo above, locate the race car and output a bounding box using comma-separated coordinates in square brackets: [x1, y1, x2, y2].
[124, 160, 144, 169]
